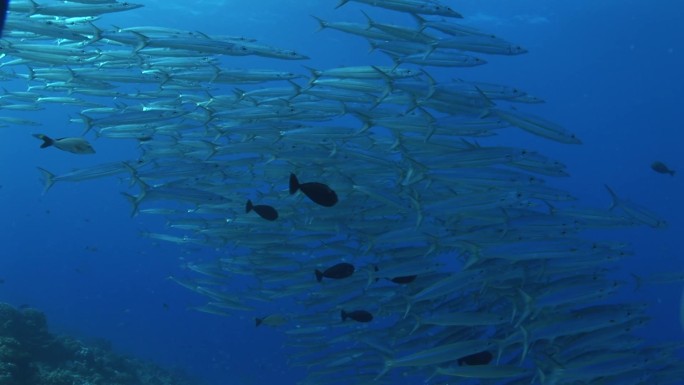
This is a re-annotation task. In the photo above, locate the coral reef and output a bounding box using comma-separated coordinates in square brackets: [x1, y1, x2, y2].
[0, 303, 198, 385]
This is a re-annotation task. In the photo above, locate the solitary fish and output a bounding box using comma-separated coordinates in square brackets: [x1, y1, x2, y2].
[315, 262, 355, 282]
[458, 350, 493, 366]
[33, 134, 95, 155]
[245, 200, 278, 221]
[341, 309, 373, 323]
[651, 161, 675, 176]
[290, 173, 338, 207]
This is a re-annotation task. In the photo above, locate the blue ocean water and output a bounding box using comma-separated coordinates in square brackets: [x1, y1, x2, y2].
[1, 1, 683, 384]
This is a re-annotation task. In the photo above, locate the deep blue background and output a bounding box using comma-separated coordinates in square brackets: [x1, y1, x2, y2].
[1, 1, 683, 384]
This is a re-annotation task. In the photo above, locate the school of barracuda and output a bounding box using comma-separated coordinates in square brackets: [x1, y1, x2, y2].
[3, 0, 683, 384]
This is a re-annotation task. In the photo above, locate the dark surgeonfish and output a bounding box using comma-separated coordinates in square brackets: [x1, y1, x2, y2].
[33, 134, 95, 154]
[341, 309, 373, 323]
[457, 350, 493, 366]
[315, 262, 355, 282]
[651, 161, 675, 176]
[0, 0, 7, 38]
[289, 173, 338, 207]
[390, 275, 418, 284]
[245, 200, 278, 221]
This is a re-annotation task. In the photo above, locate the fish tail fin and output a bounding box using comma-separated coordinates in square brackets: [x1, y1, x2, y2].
[419, 68, 436, 100]
[514, 289, 533, 328]
[233, 88, 247, 101]
[246, 199, 253, 213]
[286, 80, 302, 100]
[335, 0, 349, 9]
[604, 184, 620, 211]
[408, 314, 421, 336]
[462, 252, 481, 270]
[121, 191, 143, 217]
[365, 267, 376, 289]
[360, 10, 374, 29]
[36, 167, 55, 194]
[289, 173, 299, 194]
[121, 162, 139, 187]
[402, 295, 412, 319]
[389, 57, 401, 72]
[310, 15, 327, 31]
[518, 326, 530, 365]
[374, 361, 392, 381]
[23, 0, 37, 15]
[410, 13, 427, 30]
[33, 133, 54, 148]
[351, 110, 373, 132]
[367, 39, 381, 53]
[79, 113, 93, 135]
[315, 269, 323, 282]
[370, 65, 392, 83]
[340, 310, 347, 321]
[86, 22, 103, 44]
[129, 31, 149, 52]
[303, 66, 320, 89]
[255, 318, 263, 327]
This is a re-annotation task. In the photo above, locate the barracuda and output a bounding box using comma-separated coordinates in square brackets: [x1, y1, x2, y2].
[377, 340, 497, 379]
[30, 1, 143, 17]
[337, 0, 463, 18]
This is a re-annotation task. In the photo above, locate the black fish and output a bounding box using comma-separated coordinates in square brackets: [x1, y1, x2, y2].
[390, 275, 417, 284]
[341, 310, 373, 323]
[457, 350, 493, 366]
[651, 161, 675, 176]
[289, 173, 338, 207]
[315, 262, 355, 282]
[0, 0, 7, 38]
[246, 200, 278, 221]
